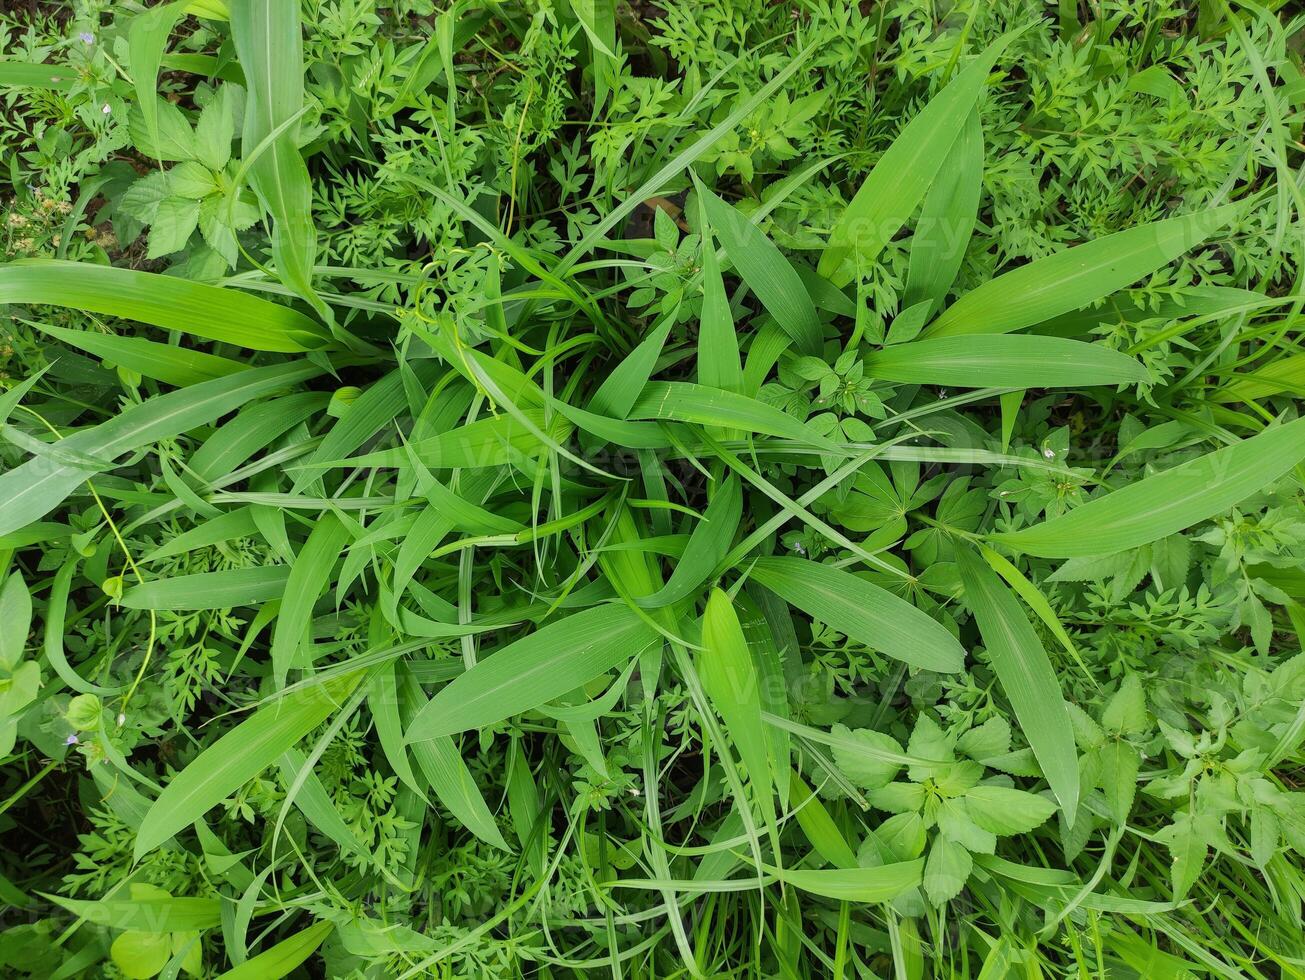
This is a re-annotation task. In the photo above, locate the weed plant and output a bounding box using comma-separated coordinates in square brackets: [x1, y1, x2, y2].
[2, 1, 1305, 977]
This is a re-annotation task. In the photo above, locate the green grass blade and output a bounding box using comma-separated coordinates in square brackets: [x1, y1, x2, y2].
[215, 920, 333, 980]
[695, 175, 822, 355]
[404, 605, 660, 741]
[750, 556, 965, 673]
[992, 417, 1305, 558]
[0, 260, 327, 351]
[638, 476, 741, 609]
[134, 671, 364, 859]
[121, 567, 290, 611]
[956, 545, 1078, 815]
[771, 861, 925, 903]
[927, 206, 1239, 337]
[905, 108, 983, 318]
[864, 335, 1149, 387]
[271, 513, 351, 688]
[818, 34, 1014, 286]
[228, 0, 328, 321]
[0, 361, 322, 538]
[27, 318, 246, 386]
[700, 588, 774, 825]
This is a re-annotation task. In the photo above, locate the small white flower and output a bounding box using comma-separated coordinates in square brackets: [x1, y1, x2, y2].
[1042, 447, 1056, 459]
[117, 713, 126, 725]
[101, 103, 112, 115]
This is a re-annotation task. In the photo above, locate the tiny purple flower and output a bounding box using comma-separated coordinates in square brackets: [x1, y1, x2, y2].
[65, 733, 79, 746]
[79, 31, 95, 44]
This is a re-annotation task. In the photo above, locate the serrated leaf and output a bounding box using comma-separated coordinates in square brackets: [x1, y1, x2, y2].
[146, 196, 201, 257]
[964, 785, 1057, 835]
[830, 724, 903, 789]
[923, 836, 971, 905]
[1099, 740, 1140, 825]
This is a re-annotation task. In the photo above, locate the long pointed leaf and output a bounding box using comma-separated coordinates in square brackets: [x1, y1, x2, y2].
[956, 546, 1078, 814]
[992, 417, 1305, 558]
[750, 557, 964, 673]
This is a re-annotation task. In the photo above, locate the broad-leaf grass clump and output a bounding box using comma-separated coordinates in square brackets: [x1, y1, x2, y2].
[2, 1, 1305, 977]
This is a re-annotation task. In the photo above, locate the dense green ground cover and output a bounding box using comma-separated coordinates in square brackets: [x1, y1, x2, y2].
[2, 0, 1305, 976]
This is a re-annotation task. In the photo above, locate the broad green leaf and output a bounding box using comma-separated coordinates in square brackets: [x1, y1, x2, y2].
[750, 556, 964, 673]
[829, 724, 904, 790]
[134, 671, 364, 859]
[818, 35, 1013, 286]
[142, 508, 259, 564]
[629, 381, 833, 447]
[216, 920, 333, 980]
[46, 891, 221, 932]
[398, 665, 510, 851]
[0, 260, 326, 351]
[189, 391, 327, 483]
[28, 319, 246, 386]
[638, 476, 741, 608]
[923, 836, 971, 905]
[121, 567, 289, 610]
[696, 176, 822, 355]
[864, 335, 1148, 388]
[992, 417, 1305, 558]
[699, 589, 773, 823]
[0, 62, 76, 90]
[0, 572, 32, 671]
[1216, 350, 1305, 401]
[772, 860, 924, 902]
[979, 545, 1082, 669]
[278, 747, 368, 859]
[111, 930, 171, 979]
[0, 361, 322, 539]
[228, 0, 327, 320]
[788, 772, 857, 869]
[696, 215, 743, 393]
[927, 206, 1237, 337]
[271, 513, 351, 688]
[586, 316, 672, 419]
[964, 785, 1057, 835]
[956, 546, 1078, 814]
[127, 2, 189, 161]
[368, 663, 423, 799]
[904, 109, 983, 318]
[1100, 740, 1141, 825]
[405, 605, 660, 741]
